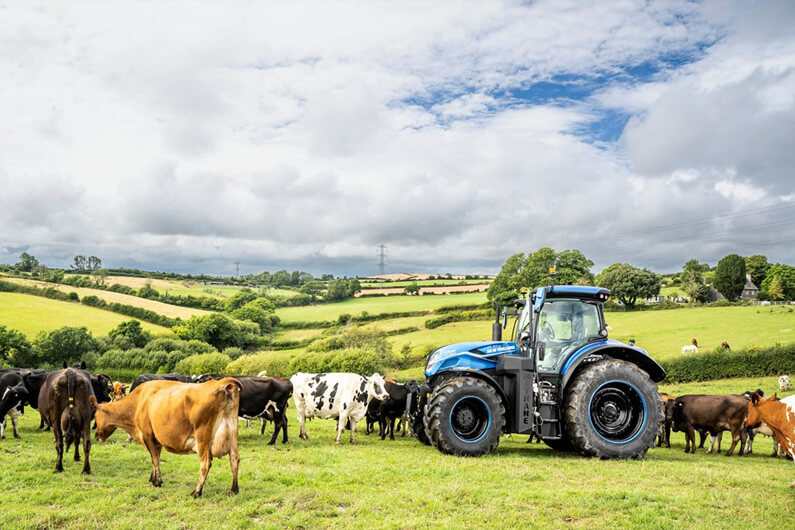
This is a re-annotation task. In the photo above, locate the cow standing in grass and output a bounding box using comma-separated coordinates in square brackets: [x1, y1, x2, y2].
[93, 377, 242, 497]
[746, 393, 795, 488]
[38, 368, 95, 473]
[291, 372, 389, 444]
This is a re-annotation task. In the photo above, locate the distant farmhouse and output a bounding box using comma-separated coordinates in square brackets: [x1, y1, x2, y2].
[741, 273, 759, 300]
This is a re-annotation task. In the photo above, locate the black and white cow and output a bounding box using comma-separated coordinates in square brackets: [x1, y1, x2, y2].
[235, 376, 293, 445]
[290, 372, 389, 444]
[0, 371, 30, 439]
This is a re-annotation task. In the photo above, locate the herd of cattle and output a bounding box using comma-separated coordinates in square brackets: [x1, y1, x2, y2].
[2, 364, 795, 495]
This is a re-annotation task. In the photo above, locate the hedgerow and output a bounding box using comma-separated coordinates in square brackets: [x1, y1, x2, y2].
[660, 342, 795, 382]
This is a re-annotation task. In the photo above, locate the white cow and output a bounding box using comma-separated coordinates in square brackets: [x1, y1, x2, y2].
[290, 372, 389, 444]
[780, 375, 792, 392]
[681, 345, 698, 355]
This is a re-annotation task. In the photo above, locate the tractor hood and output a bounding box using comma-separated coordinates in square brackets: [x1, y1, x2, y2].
[425, 341, 520, 377]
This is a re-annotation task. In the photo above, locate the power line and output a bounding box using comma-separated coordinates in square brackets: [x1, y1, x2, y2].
[377, 244, 387, 277]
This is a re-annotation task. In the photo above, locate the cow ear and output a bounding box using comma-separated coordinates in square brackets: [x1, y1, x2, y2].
[751, 392, 760, 405]
[770, 393, 777, 401]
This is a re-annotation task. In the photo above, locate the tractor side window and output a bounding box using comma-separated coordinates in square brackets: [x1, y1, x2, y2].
[536, 299, 601, 372]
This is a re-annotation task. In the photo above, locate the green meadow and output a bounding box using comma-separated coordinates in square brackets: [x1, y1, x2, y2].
[0, 292, 169, 337]
[0, 375, 792, 529]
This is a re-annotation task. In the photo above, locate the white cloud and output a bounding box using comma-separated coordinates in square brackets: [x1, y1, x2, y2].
[0, 1, 793, 276]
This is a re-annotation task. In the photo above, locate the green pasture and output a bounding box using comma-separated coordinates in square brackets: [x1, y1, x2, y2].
[275, 291, 487, 322]
[1, 376, 792, 529]
[359, 278, 490, 289]
[0, 292, 168, 338]
[606, 305, 794, 359]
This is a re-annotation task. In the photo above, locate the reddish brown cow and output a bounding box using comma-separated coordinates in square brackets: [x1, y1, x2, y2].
[670, 394, 749, 455]
[92, 377, 242, 497]
[746, 393, 795, 488]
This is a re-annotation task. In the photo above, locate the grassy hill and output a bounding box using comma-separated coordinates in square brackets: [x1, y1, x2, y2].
[275, 291, 487, 322]
[1, 375, 791, 528]
[0, 292, 169, 337]
[3, 277, 209, 319]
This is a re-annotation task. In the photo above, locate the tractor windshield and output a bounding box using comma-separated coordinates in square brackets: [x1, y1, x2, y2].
[535, 298, 602, 373]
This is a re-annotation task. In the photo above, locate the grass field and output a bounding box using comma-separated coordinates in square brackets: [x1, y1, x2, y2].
[0, 293, 169, 337]
[2, 277, 209, 319]
[1, 376, 792, 529]
[275, 291, 487, 322]
[359, 279, 490, 288]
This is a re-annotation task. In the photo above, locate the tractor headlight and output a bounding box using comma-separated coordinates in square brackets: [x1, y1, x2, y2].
[426, 347, 457, 373]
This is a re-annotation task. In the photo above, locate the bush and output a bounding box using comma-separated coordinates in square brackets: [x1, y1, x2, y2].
[222, 347, 244, 360]
[288, 348, 386, 375]
[660, 342, 795, 383]
[230, 301, 279, 333]
[174, 353, 232, 375]
[226, 352, 291, 377]
[173, 313, 245, 350]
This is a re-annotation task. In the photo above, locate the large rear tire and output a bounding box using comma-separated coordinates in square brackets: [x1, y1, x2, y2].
[563, 359, 662, 459]
[424, 377, 504, 457]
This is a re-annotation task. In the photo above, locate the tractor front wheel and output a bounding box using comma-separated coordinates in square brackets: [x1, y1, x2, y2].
[563, 359, 662, 459]
[425, 377, 504, 457]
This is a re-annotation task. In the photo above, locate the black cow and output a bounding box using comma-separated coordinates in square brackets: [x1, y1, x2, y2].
[235, 376, 293, 444]
[377, 381, 414, 440]
[1, 371, 30, 439]
[130, 373, 201, 392]
[39, 368, 95, 473]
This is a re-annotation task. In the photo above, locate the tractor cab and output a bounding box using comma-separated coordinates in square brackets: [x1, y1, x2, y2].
[512, 285, 610, 374]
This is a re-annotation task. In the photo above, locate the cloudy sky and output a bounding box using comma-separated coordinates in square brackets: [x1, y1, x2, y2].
[1, 1, 794, 277]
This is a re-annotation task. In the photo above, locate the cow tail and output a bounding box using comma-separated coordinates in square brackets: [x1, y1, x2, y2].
[64, 370, 78, 448]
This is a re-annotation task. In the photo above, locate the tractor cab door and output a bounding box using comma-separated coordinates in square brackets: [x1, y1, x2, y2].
[535, 298, 602, 374]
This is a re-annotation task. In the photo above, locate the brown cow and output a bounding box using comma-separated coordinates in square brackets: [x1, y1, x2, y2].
[669, 394, 750, 455]
[746, 393, 795, 487]
[38, 368, 95, 474]
[92, 377, 242, 497]
[109, 382, 127, 402]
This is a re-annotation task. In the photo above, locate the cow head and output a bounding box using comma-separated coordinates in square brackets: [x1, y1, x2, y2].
[91, 373, 113, 403]
[0, 384, 29, 418]
[90, 396, 117, 441]
[745, 392, 775, 427]
[367, 373, 389, 402]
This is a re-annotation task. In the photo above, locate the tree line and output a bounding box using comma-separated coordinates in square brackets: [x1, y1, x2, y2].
[487, 248, 795, 308]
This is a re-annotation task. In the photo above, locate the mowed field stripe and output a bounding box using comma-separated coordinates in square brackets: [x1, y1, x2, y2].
[2, 277, 209, 319]
[0, 292, 169, 337]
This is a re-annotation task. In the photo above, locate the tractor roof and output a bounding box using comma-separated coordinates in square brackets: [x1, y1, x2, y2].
[539, 285, 611, 301]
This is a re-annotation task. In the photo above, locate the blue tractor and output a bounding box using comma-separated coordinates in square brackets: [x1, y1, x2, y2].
[413, 283, 665, 458]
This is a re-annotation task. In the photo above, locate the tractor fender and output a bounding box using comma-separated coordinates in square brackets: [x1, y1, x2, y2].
[429, 369, 509, 406]
[559, 343, 666, 390]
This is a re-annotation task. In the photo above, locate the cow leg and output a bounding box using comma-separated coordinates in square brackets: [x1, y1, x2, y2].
[726, 429, 741, 456]
[745, 429, 754, 454]
[73, 431, 81, 461]
[389, 418, 396, 441]
[698, 430, 707, 449]
[81, 423, 91, 474]
[11, 413, 19, 439]
[0, 417, 5, 440]
[52, 416, 64, 473]
[192, 446, 212, 498]
[229, 437, 240, 495]
[685, 426, 695, 453]
[336, 411, 348, 444]
[349, 417, 358, 444]
[260, 418, 267, 436]
[774, 436, 781, 457]
[379, 416, 387, 440]
[297, 408, 308, 441]
[144, 438, 163, 487]
[281, 414, 288, 444]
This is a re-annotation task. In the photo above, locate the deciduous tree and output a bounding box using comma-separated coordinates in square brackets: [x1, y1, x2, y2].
[713, 254, 746, 301]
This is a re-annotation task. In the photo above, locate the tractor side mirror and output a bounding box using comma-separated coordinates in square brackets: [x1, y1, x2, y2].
[537, 342, 545, 361]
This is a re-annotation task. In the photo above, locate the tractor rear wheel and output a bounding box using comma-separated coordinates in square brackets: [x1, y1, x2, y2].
[563, 359, 662, 459]
[424, 377, 504, 457]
